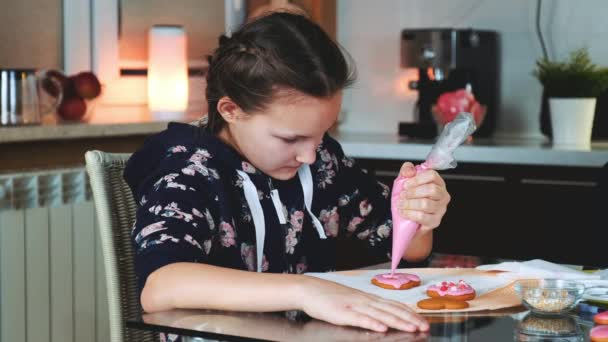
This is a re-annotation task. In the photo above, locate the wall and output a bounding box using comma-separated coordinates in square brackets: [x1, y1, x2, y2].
[337, 0, 608, 138]
[119, 0, 224, 64]
[0, 0, 62, 69]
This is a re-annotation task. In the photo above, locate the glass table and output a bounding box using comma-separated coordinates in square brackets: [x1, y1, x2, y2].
[127, 304, 604, 341]
[126, 257, 607, 341]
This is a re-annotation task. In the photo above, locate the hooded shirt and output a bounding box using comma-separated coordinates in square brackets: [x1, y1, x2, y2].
[124, 122, 396, 292]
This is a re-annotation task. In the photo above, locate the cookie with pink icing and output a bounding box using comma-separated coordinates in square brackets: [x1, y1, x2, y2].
[595, 311, 608, 325]
[426, 280, 476, 301]
[591, 325, 608, 342]
[371, 273, 421, 290]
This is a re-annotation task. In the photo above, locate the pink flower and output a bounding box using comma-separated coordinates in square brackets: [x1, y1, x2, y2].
[195, 148, 212, 158]
[285, 229, 298, 254]
[342, 156, 355, 167]
[136, 221, 167, 243]
[181, 167, 195, 176]
[320, 206, 339, 237]
[171, 145, 187, 153]
[296, 262, 307, 274]
[357, 229, 371, 240]
[219, 221, 236, 247]
[359, 200, 372, 217]
[241, 243, 255, 271]
[347, 217, 364, 233]
[242, 161, 256, 173]
[290, 211, 304, 232]
[241, 243, 268, 271]
[189, 153, 205, 163]
[377, 224, 391, 238]
[320, 149, 332, 162]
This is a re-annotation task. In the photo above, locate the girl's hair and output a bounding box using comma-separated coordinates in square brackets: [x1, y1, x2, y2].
[204, 12, 356, 133]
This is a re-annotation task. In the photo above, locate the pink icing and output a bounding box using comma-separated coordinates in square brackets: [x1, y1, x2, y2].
[596, 311, 608, 321]
[372, 272, 421, 289]
[591, 326, 608, 339]
[390, 164, 429, 275]
[427, 280, 475, 296]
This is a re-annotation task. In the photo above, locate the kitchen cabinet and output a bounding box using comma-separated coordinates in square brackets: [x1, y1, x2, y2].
[353, 158, 607, 268]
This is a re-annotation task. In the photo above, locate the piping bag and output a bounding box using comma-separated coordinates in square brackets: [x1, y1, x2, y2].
[390, 113, 477, 275]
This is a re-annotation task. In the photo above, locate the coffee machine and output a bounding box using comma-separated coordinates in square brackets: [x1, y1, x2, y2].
[399, 29, 500, 138]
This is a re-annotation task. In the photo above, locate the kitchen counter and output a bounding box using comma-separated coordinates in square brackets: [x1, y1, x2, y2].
[2, 106, 607, 168]
[335, 132, 608, 168]
[0, 105, 206, 172]
[0, 105, 201, 144]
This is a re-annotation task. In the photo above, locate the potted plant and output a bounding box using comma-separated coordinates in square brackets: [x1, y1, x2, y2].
[534, 48, 608, 148]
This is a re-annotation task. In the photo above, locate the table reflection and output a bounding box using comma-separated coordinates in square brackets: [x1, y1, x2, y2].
[134, 306, 530, 341]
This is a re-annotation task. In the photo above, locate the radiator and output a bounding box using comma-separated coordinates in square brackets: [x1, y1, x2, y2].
[0, 167, 110, 342]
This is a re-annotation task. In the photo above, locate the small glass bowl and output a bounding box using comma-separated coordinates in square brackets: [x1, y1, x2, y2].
[514, 279, 585, 315]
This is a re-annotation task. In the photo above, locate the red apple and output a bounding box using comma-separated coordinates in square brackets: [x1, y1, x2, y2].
[70, 71, 101, 99]
[57, 96, 87, 121]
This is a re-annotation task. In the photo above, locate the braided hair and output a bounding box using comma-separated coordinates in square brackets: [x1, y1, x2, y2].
[203, 12, 356, 133]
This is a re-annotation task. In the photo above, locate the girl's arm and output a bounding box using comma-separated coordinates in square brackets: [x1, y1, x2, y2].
[141, 262, 429, 333]
[142, 262, 301, 312]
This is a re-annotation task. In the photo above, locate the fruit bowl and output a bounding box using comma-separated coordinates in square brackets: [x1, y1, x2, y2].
[42, 70, 102, 123]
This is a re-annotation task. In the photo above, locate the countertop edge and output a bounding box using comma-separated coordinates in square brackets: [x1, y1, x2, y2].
[2, 122, 607, 167]
[0, 121, 171, 143]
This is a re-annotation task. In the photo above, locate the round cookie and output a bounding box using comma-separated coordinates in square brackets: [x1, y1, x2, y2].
[426, 280, 476, 301]
[417, 298, 469, 310]
[591, 325, 608, 342]
[595, 311, 608, 325]
[371, 273, 421, 290]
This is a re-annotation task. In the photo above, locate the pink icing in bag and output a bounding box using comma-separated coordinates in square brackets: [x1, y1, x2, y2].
[390, 113, 476, 275]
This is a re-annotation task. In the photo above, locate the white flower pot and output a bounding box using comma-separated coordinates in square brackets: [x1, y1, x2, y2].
[549, 98, 596, 148]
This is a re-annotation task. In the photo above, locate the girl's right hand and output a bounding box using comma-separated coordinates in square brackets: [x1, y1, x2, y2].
[297, 276, 429, 333]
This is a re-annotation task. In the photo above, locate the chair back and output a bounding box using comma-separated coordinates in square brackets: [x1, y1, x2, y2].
[85, 150, 157, 342]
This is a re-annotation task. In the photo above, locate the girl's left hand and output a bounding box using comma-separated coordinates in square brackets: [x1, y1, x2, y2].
[397, 162, 451, 233]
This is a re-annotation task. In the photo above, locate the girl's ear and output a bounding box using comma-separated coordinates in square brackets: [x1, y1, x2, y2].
[217, 96, 246, 123]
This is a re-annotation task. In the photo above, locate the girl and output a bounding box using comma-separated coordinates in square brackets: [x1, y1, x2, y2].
[125, 12, 450, 333]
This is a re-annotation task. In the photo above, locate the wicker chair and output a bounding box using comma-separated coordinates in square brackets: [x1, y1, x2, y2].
[85, 151, 158, 342]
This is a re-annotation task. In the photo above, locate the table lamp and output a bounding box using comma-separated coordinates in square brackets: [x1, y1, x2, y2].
[147, 25, 188, 120]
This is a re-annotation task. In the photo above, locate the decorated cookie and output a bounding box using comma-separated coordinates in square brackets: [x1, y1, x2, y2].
[371, 273, 421, 290]
[591, 325, 608, 342]
[417, 298, 469, 310]
[426, 280, 476, 301]
[595, 311, 608, 325]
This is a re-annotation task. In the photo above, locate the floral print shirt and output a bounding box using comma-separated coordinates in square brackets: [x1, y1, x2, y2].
[125, 123, 394, 292]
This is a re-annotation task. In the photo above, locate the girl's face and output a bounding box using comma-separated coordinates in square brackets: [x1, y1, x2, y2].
[219, 90, 341, 180]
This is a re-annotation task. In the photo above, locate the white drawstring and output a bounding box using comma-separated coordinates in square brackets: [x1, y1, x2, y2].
[270, 189, 287, 224]
[297, 165, 327, 239]
[236, 170, 266, 272]
[237, 165, 327, 272]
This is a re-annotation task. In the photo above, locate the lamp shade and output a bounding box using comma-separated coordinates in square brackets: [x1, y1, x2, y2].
[147, 25, 188, 116]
